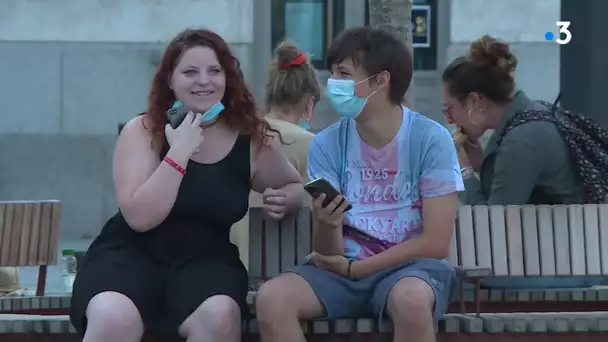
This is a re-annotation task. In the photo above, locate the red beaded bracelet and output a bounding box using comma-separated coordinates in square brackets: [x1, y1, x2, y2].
[163, 156, 186, 176]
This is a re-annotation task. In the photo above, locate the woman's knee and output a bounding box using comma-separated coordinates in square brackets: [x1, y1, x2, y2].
[85, 291, 144, 337]
[180, 295, 241, 339]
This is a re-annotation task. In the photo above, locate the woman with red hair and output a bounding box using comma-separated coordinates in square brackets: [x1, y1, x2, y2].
[69, 29, 304, 342]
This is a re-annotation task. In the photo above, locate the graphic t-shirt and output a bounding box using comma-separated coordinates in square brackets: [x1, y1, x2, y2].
[307, 107, 464, 260]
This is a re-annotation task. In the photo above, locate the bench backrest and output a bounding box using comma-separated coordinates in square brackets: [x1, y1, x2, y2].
[248, 204, 608, 279]
[248, 207, 312, 279]
[0, 200, 63, 266]
[455, 204, 608, 277]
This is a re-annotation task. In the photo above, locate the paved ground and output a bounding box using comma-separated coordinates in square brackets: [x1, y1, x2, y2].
[17, 238, 93, 295]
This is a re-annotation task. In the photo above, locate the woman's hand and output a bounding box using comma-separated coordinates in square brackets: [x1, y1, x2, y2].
[454, 128, 483, 169]
[462, 138, 483, 169]
[164, 112, 204, 157]
[262, 188, 287, 220]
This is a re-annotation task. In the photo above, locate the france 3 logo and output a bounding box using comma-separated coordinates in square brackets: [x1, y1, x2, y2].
[544, 21, 572, 45]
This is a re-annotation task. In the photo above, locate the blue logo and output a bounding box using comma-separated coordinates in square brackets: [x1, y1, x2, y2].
[545, 21, 572, 45]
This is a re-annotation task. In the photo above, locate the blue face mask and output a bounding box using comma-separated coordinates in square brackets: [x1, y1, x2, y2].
[172, 100, 225, 123]
[326, 77, 377, 119]
[298, 119, 310, 130]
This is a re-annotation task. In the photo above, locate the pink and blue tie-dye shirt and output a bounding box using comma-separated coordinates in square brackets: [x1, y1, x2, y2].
[307, 107, 464, 260]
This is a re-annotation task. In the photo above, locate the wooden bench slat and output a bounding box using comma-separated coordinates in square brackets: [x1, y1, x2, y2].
[489, 206, 508, 276]
[279, 214, 296, 272]
[18, 204, 33, 265]
[537, 205, 557, 275]
[568, 204, 587, 275]
[8, 204, 24, 266]
[456, 206, 476, 268]
[294, 208, 312, 265]
[448, 224, 458, 265]
[1, 203, 15, 265]
[37, 203, 52, 266]
[47, 202, 62, 264]
[599, 205, 608, 274]
[521, 205, 541, 276]
[472, 206, 492, 270]
[553, 205, 572, 275]
[264, 219, 281, 278]
[583, 204, 602, 275]
[27, 203, 43, 266]
[248, 208, 263, 279]
[505, 205, 525, 275]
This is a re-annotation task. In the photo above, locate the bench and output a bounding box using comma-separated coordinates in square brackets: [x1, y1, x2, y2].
[0, 200, 63, 296]
[0, 205, 607, 340]
[454, 204, 608, 315]
[0, 123, 604, 341]
[245, 205, 608, 339]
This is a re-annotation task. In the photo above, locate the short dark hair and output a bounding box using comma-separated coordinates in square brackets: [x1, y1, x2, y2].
[442, 35, 517, 104]
[326, 26, 413, 105]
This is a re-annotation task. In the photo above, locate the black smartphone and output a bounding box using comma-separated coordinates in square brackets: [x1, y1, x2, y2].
[304, 178, 352, 212]
[167, 104, 192, 129]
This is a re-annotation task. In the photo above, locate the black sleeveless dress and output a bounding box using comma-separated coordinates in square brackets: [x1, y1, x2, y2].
[70, 134, 251, 335]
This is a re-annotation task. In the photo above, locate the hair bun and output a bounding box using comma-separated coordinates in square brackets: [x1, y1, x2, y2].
[273, 40, 304, 69]
[467, 35, 517, 74]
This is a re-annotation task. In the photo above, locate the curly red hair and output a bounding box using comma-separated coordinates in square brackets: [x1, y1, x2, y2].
[145, 28, 279, 149]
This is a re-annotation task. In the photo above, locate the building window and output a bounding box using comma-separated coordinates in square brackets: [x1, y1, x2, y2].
[365, 0, 437, 71]
[271, 0, 329, 69]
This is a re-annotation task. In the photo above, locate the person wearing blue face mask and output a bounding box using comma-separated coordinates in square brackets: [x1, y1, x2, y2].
[256, 27, 464, 342]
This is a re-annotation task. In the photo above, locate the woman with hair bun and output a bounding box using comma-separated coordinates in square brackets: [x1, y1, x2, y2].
[231, 40, 319, 270]
[442, 34, 584, 206]
[442, 35, 601, 289]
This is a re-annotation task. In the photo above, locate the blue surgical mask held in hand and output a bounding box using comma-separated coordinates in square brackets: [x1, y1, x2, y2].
[172, 100, 225, 123]
[325, 76, 377, 119]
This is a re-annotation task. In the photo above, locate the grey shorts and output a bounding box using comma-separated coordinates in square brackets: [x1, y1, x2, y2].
[286, 258, 457, 321]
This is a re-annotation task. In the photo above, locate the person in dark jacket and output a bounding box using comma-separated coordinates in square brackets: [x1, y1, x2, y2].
[442, 34, 602, 288]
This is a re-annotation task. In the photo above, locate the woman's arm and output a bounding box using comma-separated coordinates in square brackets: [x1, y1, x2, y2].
[250, 135, 306, 214]
[461, 122, 547, 205]
[114, 116, 190, 232]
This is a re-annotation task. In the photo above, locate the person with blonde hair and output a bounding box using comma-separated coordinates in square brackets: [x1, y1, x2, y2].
[230, 41, 319, 270]
[263, 40, 320, 181]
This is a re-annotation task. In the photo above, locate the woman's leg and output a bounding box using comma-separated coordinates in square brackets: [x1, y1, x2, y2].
[70, 247, 163, 341]
[166, 257, 248, 342]
[83, 292, 144, 342]
[179, 295, 242, 342]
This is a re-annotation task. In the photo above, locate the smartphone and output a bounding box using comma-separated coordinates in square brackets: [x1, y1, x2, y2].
[167, 104, 192, 129]
[304, 178, 352, 212]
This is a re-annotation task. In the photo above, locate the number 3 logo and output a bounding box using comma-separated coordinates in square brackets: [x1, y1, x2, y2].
[556, 21, 572, 45]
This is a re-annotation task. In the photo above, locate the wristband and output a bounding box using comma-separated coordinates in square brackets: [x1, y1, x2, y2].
[163, 156, 186, 176]
[460, 166, 475, 180]
[347, 259, 354, 279]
